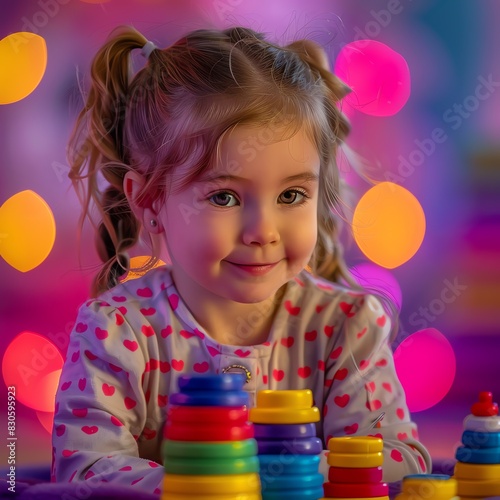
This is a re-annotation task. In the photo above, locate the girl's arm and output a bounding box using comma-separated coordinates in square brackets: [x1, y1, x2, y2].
[320, 293, 432, 483]
[51, 301, 165, 495]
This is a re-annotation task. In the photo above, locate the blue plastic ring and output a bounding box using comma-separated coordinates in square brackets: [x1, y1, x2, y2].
[455, 445, 500, 464]
[261, 473, 324, 491]
[258, 454, 320, 475]
[261, 487, 325, 500]
[177, 374, 246, 392]
[169, 390, 249, 407]
[254, 423, 317, 440]
[257, 437, 323, 455]
[462, 430, 500, 448]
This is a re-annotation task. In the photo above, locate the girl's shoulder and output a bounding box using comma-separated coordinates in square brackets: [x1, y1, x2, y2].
[288, 270, 386, 324]
[292, 270, 365, 300]
[84, 265, 174, 310]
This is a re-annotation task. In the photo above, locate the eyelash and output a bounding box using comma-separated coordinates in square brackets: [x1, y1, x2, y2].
[208, 188, 310, 207]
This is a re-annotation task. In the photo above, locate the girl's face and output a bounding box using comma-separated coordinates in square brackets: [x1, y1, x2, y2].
[159, 124, 320, 305]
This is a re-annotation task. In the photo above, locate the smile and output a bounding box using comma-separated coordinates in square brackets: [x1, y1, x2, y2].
[226, 261, 280, 276]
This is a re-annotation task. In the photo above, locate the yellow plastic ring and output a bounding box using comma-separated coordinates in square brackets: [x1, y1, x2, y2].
[454, 461, 500, 480]
[162, 473, 261, 494]
[327, 451, 383, 468]
[161, 494, 262, 500]
[456, 478, 500, 497]
[401, 477, 456, 496]
[256, 390, 313, 409]
[328, 436, 384, 453]
[395, 496, 453, 500]
[249, 406, 320, 424]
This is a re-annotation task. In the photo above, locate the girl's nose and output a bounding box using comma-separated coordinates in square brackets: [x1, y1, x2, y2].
[241, 206, 280, 246]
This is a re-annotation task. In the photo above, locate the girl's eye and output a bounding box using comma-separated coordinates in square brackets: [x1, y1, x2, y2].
[278, 189, 308, 205]
[209, 191, 239, 207]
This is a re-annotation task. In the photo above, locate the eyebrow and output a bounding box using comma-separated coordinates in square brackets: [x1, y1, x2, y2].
[199, 171, 320, 184]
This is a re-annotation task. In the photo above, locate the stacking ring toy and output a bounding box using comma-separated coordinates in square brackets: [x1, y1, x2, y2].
[177, 374, 246, 392]
[454, 462, 500, 480]
[456, 478, 500, 498]
[461, 430, 500, 448]
[256, 487, 325, 500]
[328, 466, 383, 483]
[164, 422, 254, 441]
[328, 436, 383, 453]
[167, 406, 248, 425]
[327, 451, 384, 468]
[463, 414, 500, 432]
[162, 473, 260, 494]
[260, 473, 324, 491]
[160, 495, 261, 500]
[169, 390, 249, 407]
[258, 454, 320, 475]
[324, 481, 388, 498]
[455, 445, 500, 464]
[257, 437, 323, 455]
[163, 439, 257, 459]
[318, 498, 388, 500]
[253, 423, 317, 439]
[163, 456, 260, 475]
[249, 407, 320, 424]
[399, 475, 456, 498]
[256, 390, 313, 408]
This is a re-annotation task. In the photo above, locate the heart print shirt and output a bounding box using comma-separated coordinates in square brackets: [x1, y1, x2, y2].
[52, 265, 431, 494]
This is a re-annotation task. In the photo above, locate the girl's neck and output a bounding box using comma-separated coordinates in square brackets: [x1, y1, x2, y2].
[170, 270, 287, 346]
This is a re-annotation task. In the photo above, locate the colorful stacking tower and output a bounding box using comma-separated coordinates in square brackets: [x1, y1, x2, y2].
[395, 474, 458, 499]
[322, 436, 389, 500]
[249, 389, 324, 500]
[161, 374, 262, 500]
[453, 391, 500, 499]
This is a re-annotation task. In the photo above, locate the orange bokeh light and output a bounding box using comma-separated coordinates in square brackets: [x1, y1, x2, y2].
[0, 190, 56, 272]
[121, 256, 166, 283]
[0, 32, 47, 104]
[353, 182, 426, 268]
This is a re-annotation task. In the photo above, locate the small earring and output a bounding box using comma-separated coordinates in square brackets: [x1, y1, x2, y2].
[150, 219, 158, 227]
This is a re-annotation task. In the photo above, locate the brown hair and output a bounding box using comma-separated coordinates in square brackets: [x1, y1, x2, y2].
[68, 25, 351, 297]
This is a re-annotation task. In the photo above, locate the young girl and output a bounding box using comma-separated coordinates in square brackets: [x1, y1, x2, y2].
[52, 25, 431, 494]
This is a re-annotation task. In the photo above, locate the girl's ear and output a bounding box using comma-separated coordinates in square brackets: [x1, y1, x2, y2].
[123, 171, 164, 234]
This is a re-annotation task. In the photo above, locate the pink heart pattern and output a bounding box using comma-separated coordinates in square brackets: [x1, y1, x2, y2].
[52, 270, 423, 480]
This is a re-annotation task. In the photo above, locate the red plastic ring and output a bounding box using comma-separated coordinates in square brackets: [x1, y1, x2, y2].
[328, 466, 383, 483]
[167, 405, 248, 424]
[323, 481, 388, 497]
[164, 421, 254, 441]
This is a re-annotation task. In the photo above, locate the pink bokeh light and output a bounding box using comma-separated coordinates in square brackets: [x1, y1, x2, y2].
[2, 332, 63, 412]
[350, 262, 402, 311]
[394, 328, 456, 412]
[334, 40, 411, 116]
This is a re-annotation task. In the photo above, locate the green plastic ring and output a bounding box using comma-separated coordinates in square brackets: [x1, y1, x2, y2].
[163, 439, 257, 459]
[163, 456, 260, 475]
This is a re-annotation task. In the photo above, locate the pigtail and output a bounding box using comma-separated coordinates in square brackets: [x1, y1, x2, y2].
[286, 39, 353, 286]
[289, 39, 400, 339]
[68, 26, 149, 296]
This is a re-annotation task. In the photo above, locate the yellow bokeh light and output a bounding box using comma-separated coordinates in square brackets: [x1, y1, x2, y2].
[0, 190, 56, 272]
[0, 32, 47, 104]
[353, 182, 426, 268]
[121, 255, 166, 282]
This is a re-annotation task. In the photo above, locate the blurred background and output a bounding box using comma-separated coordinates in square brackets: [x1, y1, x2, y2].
[1, 0, 499, 468]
